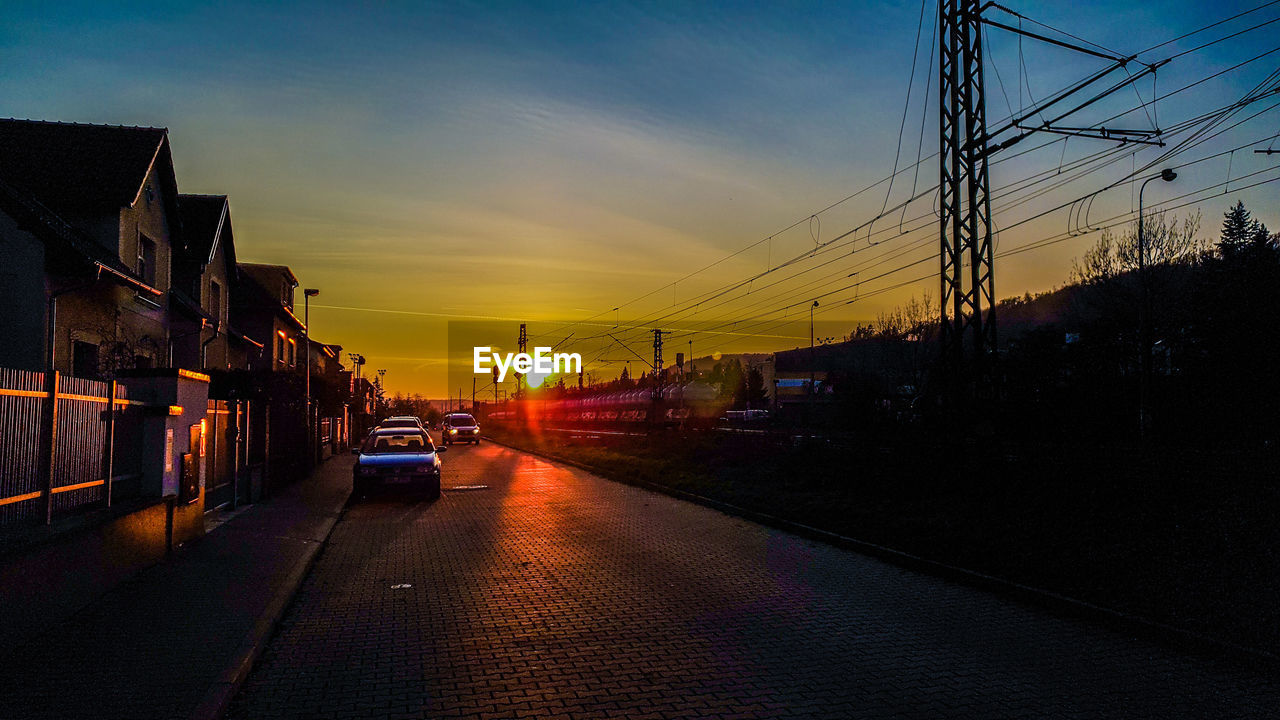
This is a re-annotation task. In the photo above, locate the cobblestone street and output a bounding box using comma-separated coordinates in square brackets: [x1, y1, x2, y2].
[229, 441, 1279, 719]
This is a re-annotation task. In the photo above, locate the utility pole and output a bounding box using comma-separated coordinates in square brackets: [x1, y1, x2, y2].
[937, 0, 1164, 403]
[303, 288, 319, 462]
[652, 329, 668, 428]
[809, 300, 819, 422]
[652, 329, 669, 403]
[516, 323, 527, 402]
[1138, 169, 1177, 442]
[938, 0, 996, 399]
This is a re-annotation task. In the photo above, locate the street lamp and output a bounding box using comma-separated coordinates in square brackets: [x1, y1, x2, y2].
[809, 300, 819, 420]
[1137, 169, 1176, 441]
[303, 288, 320, 461]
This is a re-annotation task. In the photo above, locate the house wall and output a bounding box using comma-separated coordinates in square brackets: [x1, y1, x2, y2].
[199, 240, 231, 369]
[117, 163, 172, 295]
[0, 210, 49, 371]
[168, 312, 202, 371]
[227, 339, 256, 370]
[56, 283, 166, 377]
[271, 316, 303, 371]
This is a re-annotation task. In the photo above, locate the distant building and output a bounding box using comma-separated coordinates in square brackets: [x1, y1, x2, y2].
[0, 119, 182, 377]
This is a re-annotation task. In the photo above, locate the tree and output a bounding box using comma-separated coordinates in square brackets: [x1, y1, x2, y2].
[744, 366, 767, 408]
[1219, 201, 1256, 256]
[1071, 211, 1203, 285]
[719, 358, 744, 403]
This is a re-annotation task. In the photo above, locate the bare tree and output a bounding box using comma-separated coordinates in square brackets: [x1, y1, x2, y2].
[1071, 211, 1204, 284]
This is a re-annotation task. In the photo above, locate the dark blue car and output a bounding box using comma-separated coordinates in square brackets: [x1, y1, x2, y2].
[352, 427, 446, 499]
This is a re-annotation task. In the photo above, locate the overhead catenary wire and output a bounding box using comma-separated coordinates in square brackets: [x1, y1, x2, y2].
[548, 4, 1280, 367]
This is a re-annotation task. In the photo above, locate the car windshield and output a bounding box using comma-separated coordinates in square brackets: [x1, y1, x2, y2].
[362, 432, 433, 454]
[380, 418, 419, 428]
[448, 415, 476, 426]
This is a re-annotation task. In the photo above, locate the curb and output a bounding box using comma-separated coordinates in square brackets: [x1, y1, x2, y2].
[484, 434, 1277, 670]
[188, 489, 350, 720]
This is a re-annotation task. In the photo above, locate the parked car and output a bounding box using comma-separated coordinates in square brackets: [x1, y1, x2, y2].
[352, 427, 446, 499]
[378, 415, 424, 431]
[440, 413, 481, 445]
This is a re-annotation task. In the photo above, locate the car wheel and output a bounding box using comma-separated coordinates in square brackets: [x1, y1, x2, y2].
[428, 477, 441, 500]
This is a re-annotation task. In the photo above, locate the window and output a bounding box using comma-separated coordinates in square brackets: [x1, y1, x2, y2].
[137, 235, 157, 285]
[281, 282, 293, 309]
[208, 280, 221, 326]
[361, 431, 433, 454]
[72, 341, 99, 379]
[277, 334, 286, 364]
[288, 338, 297, 367]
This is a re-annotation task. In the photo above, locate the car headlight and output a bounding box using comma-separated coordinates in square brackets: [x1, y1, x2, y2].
[448, 428, 457, 434]
[359, 467, 378, 476]
[416, 465, 436, 473]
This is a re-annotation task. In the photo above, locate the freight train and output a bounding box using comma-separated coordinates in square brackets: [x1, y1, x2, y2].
[486, 381, 733, 430]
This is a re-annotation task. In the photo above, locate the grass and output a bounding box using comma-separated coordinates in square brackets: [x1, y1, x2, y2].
[486, 425, 1280, 655]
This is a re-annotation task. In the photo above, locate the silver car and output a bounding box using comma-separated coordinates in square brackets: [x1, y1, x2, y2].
[440, 413, 480, 445]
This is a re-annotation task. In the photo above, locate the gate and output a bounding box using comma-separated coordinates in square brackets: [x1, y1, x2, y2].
[203, 399, 248, 513]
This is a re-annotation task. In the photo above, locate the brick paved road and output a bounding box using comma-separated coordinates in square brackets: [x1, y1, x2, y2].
[229, 441, 1278, 719]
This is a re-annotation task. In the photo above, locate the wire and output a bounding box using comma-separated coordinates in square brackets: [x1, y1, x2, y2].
[562, 6, 1280, 362]
[1139, 0, 1280, 56]
[881, 0, 931, 218]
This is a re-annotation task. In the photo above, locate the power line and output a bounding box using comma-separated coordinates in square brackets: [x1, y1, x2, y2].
[560, 5, 1280, 366]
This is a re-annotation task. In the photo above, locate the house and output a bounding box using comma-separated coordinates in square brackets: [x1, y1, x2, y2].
[231, 263, 306, 372]
[170, 194, 262, 371]
[0, 119, 182, 377]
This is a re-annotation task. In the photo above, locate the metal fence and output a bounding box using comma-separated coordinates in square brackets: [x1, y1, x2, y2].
[0, 369, 150, 525]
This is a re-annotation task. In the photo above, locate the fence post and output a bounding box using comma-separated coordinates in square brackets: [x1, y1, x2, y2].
[39, 370, 59, 525]
[104, 379, 117, 508]
[263, 403, 270, 499]
[231, 400, 241, 510]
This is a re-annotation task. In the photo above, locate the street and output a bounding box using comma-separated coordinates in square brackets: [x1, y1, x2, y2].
[229, 439, 1278, 719]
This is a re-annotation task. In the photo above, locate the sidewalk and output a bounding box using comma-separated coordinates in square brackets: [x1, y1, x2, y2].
[0, 455, 352, 720]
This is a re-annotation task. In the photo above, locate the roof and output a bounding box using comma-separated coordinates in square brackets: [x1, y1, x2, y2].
[227, 325, 264, 349]
[169, 289, 213, 322]
[0, 170, 160, 294]
[238, 262, 299, 288]
[176, 194, 231, 265]
[0, 119, 170, 216]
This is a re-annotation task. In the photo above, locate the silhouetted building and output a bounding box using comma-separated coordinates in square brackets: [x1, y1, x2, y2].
[0, 119, 182, 377]
[171, 194, 263, 371]
[231, 262, 305, 373]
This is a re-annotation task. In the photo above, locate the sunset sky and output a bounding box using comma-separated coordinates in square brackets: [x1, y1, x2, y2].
[4, 1, 1277, 396]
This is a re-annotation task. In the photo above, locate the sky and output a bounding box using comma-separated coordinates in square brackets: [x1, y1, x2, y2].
[3, 0, 1278, 396]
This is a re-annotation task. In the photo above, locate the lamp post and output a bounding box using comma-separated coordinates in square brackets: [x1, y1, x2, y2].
[809, 300, 819, 423]
[303, 289, 320, 459]
[1137, 169, 1176, 441]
